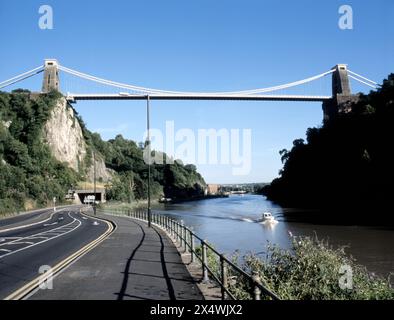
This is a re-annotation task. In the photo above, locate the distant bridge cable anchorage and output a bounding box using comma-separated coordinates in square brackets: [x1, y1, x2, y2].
[347, 69, 380, 89]
[347, 69, 379, 86]
[0, 65, 44, 89]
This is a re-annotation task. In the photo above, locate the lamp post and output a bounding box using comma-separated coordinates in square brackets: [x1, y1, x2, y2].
[146, 95, 151, 227]
[93, 150, 97, 216]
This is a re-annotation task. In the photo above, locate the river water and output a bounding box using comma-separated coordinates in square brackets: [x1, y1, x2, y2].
[155, 194, 394, 281]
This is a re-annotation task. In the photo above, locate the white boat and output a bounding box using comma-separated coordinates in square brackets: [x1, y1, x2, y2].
[260, 212, 278, 224]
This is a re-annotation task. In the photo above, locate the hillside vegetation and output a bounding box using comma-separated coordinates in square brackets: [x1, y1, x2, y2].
[261, 74, 394, 223]
[0, 90, 206, 215]
[0, 90, 79, 212]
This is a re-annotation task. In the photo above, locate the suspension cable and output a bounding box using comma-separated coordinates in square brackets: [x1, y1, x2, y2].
[348, 74, 379, 89]
[0, 66, 44, 89]
[348, 69, 379, 86]
[58, 65, 335, 96]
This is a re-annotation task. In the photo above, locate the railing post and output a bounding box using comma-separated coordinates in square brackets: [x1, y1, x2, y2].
[183, 225, 188, 253]
[252, 271, 262, 300]
[202, 240, 209, 282]
[179, 221, 183, 246]
[220, 255, 228, 300]
[180, 220, 185, 251]
[190, 230, 195, 263]
[175, 221, 178, 240]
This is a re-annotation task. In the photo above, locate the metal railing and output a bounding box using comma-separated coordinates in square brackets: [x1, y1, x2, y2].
[100, 207, 280, 300]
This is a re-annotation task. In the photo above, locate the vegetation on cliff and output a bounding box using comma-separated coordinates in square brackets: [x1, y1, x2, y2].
[0, 90, 79, 213]
[0, 89, 206, 214]
[260, 74, 394, 223]
[87, 132, 206, 202]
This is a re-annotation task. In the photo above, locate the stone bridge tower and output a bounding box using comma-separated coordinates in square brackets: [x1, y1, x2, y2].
[42, 59, 60, 93]
[323, 64, 359, 122]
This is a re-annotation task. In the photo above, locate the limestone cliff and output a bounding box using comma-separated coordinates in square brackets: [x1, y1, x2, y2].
[43, 98, 86, 172]
[42, 97, 113, 182]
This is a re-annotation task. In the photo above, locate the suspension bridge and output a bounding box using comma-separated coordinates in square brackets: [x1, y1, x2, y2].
[0, 59, 380, 120]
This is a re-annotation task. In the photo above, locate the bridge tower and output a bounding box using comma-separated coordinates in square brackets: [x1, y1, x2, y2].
[322, 64, 359, 122]
[42, 59, 60, 93]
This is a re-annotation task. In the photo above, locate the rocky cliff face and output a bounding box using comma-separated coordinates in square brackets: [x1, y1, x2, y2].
[42, 97, 113, 182]
[43, 98, 86, 172]
[86, 154, 115, 182]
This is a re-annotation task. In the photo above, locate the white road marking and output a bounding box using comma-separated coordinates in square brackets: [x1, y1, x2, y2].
[0, 212, 82, 259]
[9, 242, 35, 245]
[0, 208, 69, 234]
[0, 249, 12, 253]
[43, 222, 58, 226]
[0, 211, 73, 248]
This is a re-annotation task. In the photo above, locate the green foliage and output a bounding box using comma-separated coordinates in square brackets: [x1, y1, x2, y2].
[261, 74, 394, 222]
[202, 237, 393, 300]
[236, 237, 394, 300]
[86, 133, 206, 202]
[0, 90, 78, 214]
[0, 88, 206, 214]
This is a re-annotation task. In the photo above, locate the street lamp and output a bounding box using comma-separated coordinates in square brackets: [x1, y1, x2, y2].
[93, 150, 97, 216]
[146, 95, 151, 228]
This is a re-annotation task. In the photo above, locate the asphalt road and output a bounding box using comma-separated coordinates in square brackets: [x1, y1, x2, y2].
[0, 206, 109, 299]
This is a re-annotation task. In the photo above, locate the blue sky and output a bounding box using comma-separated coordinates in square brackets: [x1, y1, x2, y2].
[1, 0, 393, 183]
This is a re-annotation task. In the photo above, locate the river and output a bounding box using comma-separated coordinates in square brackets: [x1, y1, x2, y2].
[155, 194, 394, 281]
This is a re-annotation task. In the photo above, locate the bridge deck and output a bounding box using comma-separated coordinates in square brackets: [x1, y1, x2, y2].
[66, 93, 332, 102]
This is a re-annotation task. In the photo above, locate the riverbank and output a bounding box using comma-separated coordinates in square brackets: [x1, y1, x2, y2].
[97, 207, 393, 300]
[156, 194, 394, 283]
[166, 194, 229, 204]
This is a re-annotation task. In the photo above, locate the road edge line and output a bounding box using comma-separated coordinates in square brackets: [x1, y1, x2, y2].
[3, 211, 117, 300]
[0, 206, 76, 234]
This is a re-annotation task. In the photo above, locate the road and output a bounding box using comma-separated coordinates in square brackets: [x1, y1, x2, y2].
[0, 206, 111, 299]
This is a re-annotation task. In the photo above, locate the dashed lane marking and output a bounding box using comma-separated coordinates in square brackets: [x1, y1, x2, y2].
[0, 212, 82, 259]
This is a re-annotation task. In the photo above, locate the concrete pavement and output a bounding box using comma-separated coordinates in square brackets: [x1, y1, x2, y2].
[29, 213, 203, 300]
